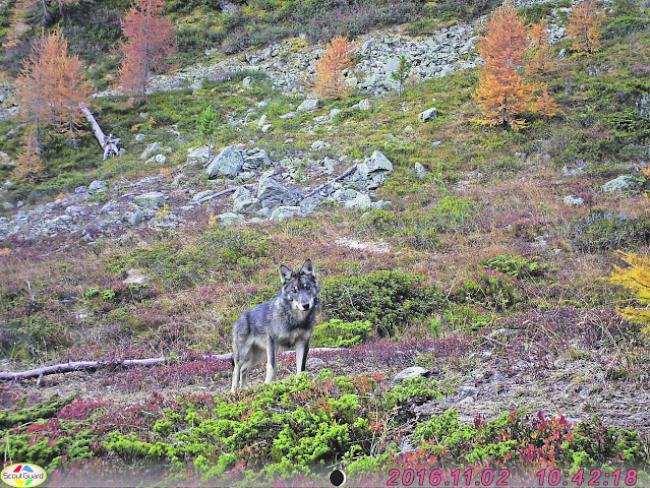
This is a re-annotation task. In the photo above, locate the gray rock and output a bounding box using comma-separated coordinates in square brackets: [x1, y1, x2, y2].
[311, 140, 329, 151]
[140, 142, 164, 160]
[358, 99, 374, 111]
[306, 357, 326, 370]
[279, 111, 297, 119]
[358, 150, 394, 177]
[270, 205, 303, 221]
[88, 180, 107, 194]
[187, 146, 212, 167]
[332, 188, 359, 202]
[134, 133, 146, 143]
[329, 108, 342, 119]
[257, 114, 268, 128]
[563, 195, 584, 206]
[419, 107, 438, 122]
[414, 162, 431, 179]
[125, 210, 144, 226]
[297, 98, 321, 112]
[261, 124, 273, 133]
[242, 76, 253, 89]
[134, 192, 165, 209]
[146, 154, 167, 165]
[393, 366, 430, 383]
[0, 151, 15, 168]
[602, 175, 644, 194]
[219, 212, 245, 226]
[243, 148, 272, 170]
[344, 193, 374, 210]
[205, 146, 244, 179]
[233, 186, 259, 214]
[257, 172, 303, 209]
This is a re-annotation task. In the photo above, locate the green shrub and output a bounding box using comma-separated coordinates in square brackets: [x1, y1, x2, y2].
[320, 271, 447, 336]
[452, 271, 525, 311]
[443, 303, 495, 333]
[311, 319, 373, 347]
[482, 254, 550, 279]
[569, 210, 650, 253]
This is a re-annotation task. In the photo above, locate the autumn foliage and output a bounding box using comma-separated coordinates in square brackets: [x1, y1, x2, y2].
[527, 20, 553, 76]
[14, 31, 90, 178]
[314, 36, 353, 100]
[474, 3, 557, 130]
[16, 30, 90, 136]
[610, 252, 650, 336]
[117, 0, 177, 102]
[567, 0, 605, 54]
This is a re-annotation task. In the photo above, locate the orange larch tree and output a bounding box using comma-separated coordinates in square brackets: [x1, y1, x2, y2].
[474, 3, 557, 129]
[14, 31, 90, 178]
[15, 30, 90, 140]
[527, 20, 553, 76]
[567, 0, 605, 54]
[314, 36, 353, 100]
[117, 0, 176, 102]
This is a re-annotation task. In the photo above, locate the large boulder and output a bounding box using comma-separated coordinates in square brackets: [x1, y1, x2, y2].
[186, 146, 211, 167]
[257, 172, 303, 209]
[297, 98, 321, 112]
[344, 193, 374, 211]
[205, 146, 244, 179]
[358, 150, 394, 176]
[219, 212, 245, 226]
[270, 205, 303, 221]
[232, 186, 260, 214]
[392, 366, 430, 384]
[134, 191, 165, 209]
[140, 142, 165, 160]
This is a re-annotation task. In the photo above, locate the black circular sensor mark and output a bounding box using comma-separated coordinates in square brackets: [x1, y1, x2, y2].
[330, 469, 345, 486]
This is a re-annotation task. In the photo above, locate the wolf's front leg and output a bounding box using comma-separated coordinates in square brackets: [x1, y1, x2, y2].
[295, 340, 309, 374]
[265, 336, 277, 384]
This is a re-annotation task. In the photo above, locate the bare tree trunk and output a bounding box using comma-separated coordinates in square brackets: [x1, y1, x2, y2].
[79, 103, 122, 160]
[0, 348, 344, 382]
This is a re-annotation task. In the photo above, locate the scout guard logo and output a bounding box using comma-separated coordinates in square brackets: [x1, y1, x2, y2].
[1, 464, 47, 487]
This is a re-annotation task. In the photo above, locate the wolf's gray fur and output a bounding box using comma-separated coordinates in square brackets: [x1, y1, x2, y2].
[231, 259, 319, 393]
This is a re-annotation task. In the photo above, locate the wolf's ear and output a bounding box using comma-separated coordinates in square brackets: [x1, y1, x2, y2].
[279, 265, 293, 284]
[301, 259, 314, 276]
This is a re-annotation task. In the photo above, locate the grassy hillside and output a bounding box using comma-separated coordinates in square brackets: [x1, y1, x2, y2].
[1, 0, 650, 485]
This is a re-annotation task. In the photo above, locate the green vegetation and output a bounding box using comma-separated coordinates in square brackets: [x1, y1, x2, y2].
[321, 271, 447, 337]
[482, 254, 550, 279]
[310, 319, 373, 347]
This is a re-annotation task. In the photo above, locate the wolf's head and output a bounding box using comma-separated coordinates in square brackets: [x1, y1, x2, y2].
[279, 259, 319, 312]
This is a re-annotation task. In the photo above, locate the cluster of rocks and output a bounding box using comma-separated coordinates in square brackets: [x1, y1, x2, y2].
[0, 141, 395, 241]
[189, 144, 394, 223]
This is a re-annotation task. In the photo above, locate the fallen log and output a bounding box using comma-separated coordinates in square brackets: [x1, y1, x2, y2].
[80, 103, 122, 160]
[0, 348, 345, 382]
[303, 164, 358, 199]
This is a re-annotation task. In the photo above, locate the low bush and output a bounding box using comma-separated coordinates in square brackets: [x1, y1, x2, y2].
[482, 254, 550, 279]
[452, 270, 525, 311]
[310, 319, 373, 347]
[569, 210, 650, 253]
[320, 271, 447, 337]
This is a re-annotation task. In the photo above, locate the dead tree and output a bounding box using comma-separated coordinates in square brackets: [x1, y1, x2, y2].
[80, 103, 122, 160]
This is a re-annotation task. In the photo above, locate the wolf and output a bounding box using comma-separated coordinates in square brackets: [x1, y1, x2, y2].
[231, 259, 319, 393]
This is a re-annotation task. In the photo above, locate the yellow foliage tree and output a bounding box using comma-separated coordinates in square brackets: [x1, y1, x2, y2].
[567, 0, 605, 54]
[314, 36, 353, 100]
[610, 252, 650, 336]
